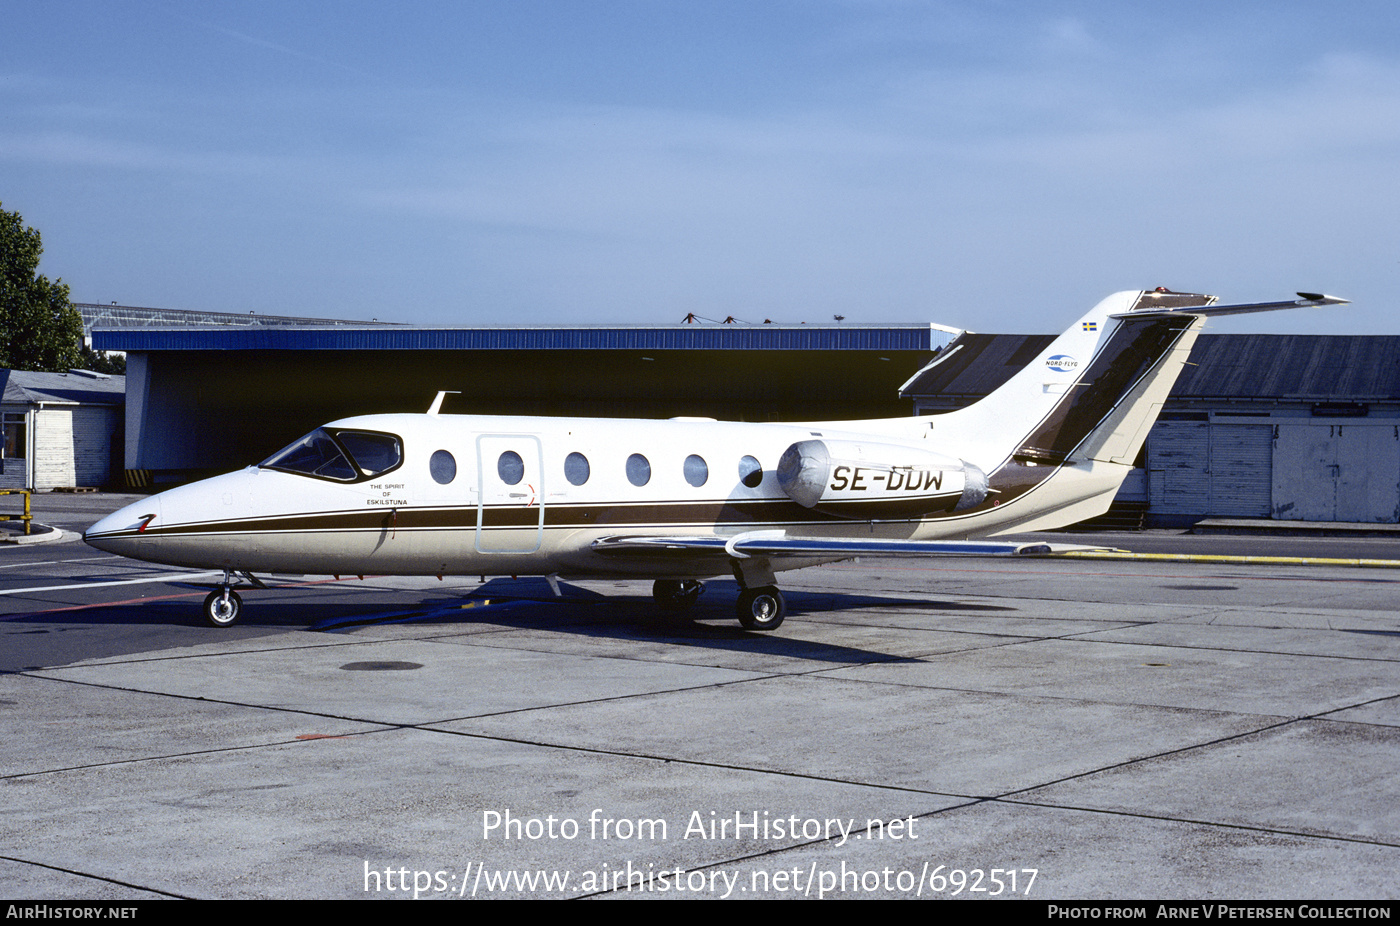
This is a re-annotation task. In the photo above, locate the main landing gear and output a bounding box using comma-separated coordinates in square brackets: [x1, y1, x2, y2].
[735, 586, 785, 631]
[652, 579, 705, 612]
[731, 554, 785, 631]
[650, 564, 788, 632]
[201, 570, 265, 628]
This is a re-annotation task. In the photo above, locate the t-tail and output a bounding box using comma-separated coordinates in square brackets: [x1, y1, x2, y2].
[903, 289, 1347, 533]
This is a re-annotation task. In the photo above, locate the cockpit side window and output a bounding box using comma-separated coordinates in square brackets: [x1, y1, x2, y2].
[261, 428, 403, 482]
[337, 431, 403, 477]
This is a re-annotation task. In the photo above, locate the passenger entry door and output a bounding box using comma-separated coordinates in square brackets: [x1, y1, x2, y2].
[475, 434, 545, 553]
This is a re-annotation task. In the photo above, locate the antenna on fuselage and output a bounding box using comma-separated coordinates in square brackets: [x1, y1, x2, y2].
[428, 391, 461, 415]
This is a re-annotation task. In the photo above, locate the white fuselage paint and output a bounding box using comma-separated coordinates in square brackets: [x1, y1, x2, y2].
[83, 411, 1126, 579]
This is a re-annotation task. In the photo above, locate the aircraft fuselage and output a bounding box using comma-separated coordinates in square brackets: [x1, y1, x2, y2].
[85, 411, 1109, 579]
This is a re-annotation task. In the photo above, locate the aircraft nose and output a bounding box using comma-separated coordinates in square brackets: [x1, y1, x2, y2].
[84, 495, 162, 553]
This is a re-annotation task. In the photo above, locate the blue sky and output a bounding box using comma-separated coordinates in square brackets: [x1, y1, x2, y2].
[3, 1, 1397, 334]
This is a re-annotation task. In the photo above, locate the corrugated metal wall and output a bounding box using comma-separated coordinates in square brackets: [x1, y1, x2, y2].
[1147, 420, 1272, 518]
[30, 407, 117, 490]
[1147, 418, 1400, 523]
[1149, 421, 1210, 515]
[1209, 424, 1273, 516]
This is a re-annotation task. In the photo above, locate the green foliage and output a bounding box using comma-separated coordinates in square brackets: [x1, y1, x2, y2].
[77, 344, 126, 375]
[0, 204, 84, 372]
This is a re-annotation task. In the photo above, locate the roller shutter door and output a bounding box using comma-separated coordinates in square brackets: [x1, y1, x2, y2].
[1208, 424, 1272, 516]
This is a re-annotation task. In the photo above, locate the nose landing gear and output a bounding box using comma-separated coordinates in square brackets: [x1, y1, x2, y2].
[201, 570, 265, 628]
[203, 587, 243, 627]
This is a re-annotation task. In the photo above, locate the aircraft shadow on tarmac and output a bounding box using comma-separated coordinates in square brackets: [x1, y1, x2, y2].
[314, 576, 1021, 665]
[10, 576, 1020, 668]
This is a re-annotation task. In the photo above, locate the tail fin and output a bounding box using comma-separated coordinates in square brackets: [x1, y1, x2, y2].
[921, 290, 1345, 475]
[904, 290, 1345, 530]
[919, 290, 1196, 470]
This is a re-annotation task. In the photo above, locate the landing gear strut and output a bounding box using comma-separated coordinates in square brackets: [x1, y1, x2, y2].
[201, 569, 263, 628]
[730, 554, 785, 631]
[652, 579, 704, 612]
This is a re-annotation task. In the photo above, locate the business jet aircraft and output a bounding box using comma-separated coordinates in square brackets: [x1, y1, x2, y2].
[85, 289, 1342, 631]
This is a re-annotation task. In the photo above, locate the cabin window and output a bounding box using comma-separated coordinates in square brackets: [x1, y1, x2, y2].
[498, 450, 525, 485]
[565, 451, 590, 486]
[430, 450, 456, 484]
[739, 455, 763, 488]
[626, 453, 651, 487]
[261, 427, 403, 482]
[683, 454, 708, 487]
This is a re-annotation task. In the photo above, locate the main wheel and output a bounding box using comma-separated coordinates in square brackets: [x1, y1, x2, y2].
[652, 579, 703, 612]
[736, 586, 785, 631]
[203, 589, 243, 628]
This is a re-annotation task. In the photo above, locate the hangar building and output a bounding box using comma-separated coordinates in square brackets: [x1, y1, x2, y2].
[92, 323, 941, 484]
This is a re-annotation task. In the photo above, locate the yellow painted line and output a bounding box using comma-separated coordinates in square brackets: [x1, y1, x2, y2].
[1045, 551, 1400, 568]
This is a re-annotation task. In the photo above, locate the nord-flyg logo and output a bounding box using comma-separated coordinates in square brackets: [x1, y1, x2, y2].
[1045, 355, 1078, 372]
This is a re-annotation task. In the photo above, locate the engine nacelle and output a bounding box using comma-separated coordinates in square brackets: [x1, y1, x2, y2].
[776, 439, 988, 519]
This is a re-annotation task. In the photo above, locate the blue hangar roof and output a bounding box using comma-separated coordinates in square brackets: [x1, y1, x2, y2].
[92, 324, 940, 353]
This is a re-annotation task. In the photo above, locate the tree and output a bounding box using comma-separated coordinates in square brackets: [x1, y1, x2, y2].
[0, 204, 84, 372]
[77, 344, 126, 375]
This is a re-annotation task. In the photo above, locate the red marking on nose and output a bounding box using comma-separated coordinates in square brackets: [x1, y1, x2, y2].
[137, 514, 157, 533]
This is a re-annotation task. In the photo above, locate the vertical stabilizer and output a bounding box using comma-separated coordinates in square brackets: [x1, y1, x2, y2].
[923, 290, 1214, 472]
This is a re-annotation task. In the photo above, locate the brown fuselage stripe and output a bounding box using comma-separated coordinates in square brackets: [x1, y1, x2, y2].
[93, 495, 965, 541]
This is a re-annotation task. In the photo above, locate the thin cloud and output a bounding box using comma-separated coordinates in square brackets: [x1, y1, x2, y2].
[165, 9, 372, 78]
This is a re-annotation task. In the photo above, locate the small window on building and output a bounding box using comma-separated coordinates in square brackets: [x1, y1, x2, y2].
[498, 450, 524, 485]
[739, 455, 763, 488]
[683, 454, 708, 487]
[626, 453, 651, 487]
[3, 414, 25, 459]
[565, 451, 590, 486]
[430, 450, 456, 484]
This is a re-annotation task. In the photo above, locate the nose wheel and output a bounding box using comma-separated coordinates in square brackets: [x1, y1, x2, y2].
[203, 587, 243, 627]
[202, 569, 261, 627]
[736, 586, 785, 631]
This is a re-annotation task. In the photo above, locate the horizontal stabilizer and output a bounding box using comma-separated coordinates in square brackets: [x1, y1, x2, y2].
[1113, 293, 1347, 319]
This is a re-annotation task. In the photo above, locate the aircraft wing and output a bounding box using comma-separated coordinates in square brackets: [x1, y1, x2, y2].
[591, 531, 1105, 560]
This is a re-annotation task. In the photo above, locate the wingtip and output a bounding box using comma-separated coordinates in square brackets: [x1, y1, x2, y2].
[1296, 292, 1350, 305]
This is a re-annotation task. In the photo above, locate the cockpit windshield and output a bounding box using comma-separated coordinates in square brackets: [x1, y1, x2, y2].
[260, 428, 403, 482]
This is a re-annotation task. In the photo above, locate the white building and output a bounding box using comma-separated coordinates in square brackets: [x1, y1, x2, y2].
[0, 370, 125, 490]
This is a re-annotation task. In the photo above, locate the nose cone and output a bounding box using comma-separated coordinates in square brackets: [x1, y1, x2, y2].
[85, 470, 257, 569]
[85, 495, 162, 556]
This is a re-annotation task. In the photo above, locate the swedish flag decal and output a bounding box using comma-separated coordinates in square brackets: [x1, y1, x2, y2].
[1082, 322, 1098, 331]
